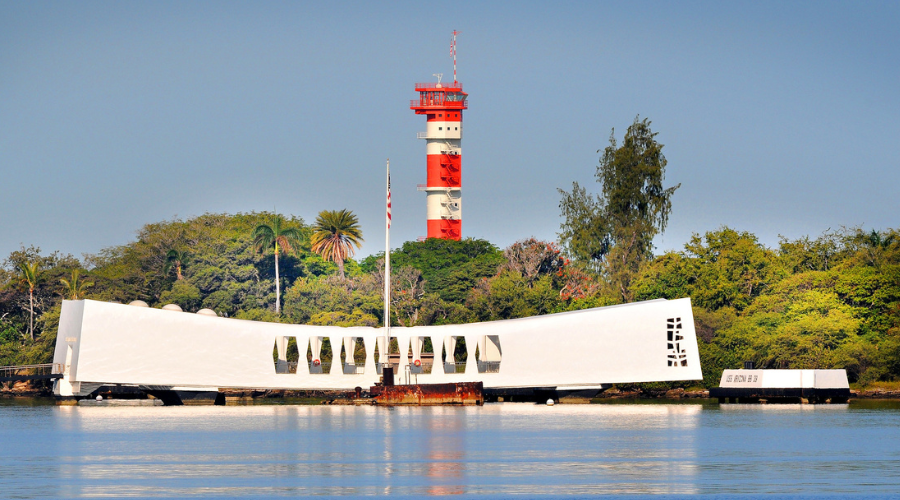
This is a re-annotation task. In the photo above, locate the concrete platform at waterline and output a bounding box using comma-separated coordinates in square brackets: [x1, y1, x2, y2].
[710, 369, 851, 404]
[51, 298, 703, 405]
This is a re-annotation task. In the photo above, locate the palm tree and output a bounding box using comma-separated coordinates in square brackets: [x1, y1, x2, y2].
[60, 269, 94, 300]
[164, 249, 188, 280]
[310, 209, 364, 279]
[16, 261, 41, 341]
[855, 229, 898, 268]
[252, 214, 304, 314]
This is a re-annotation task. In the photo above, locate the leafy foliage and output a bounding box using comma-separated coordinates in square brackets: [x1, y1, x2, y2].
[164, 249, 188, 281]
[634, 226, 900, 386]
[559, 116, 679, 301]
[1, 207, 898, 392]
[310, 209, 363, 279]
[59, 269, 94, 300]
[372, 238, 504, 303]
[252, 214, 306, 313]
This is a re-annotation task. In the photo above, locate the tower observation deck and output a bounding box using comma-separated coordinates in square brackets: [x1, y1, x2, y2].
[410, 80, 468, 240]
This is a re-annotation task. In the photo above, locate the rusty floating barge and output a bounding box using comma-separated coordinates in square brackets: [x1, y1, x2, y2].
[367, 368, 483, 406]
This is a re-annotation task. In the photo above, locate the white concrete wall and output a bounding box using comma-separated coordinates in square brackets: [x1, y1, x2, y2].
[426, 141, 461, 156]
[719, 369, 849, 389]
[426, 191, 462, 219]
[813, 370, 851, 389]
[54, 298, 702, 391]
[425, 121, 462, 140]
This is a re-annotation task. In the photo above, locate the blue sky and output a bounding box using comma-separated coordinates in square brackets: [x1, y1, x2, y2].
[1, 1, 898, 261]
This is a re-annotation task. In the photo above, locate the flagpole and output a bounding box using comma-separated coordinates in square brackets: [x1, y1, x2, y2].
[383, 159, 391, 371]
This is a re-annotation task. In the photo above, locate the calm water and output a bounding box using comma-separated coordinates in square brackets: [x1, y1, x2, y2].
[1, 399, 899, 498]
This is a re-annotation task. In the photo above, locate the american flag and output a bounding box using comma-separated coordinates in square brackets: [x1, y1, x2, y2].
[386, 172, 392, 229]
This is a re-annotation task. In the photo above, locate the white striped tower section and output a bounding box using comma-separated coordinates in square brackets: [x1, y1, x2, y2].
[410, 82, 468, 240]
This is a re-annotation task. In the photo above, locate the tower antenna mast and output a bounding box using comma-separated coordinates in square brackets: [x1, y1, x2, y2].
[450, 30, 461, 84]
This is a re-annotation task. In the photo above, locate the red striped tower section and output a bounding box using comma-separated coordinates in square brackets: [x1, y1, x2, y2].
[410, 80, 468, 240]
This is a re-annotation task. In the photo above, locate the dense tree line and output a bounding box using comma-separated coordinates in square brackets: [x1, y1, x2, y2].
[2, 118, 897, 389]
[633, 227, 900, 386]
[2, 214, 896, 387]
[0, 212, 593, 365]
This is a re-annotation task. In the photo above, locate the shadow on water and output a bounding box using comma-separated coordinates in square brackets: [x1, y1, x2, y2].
[847, 399, 900, 410]
[0, 396, 57, 407]
[224, 397, 325, 406]
[591, 397, 719, 406]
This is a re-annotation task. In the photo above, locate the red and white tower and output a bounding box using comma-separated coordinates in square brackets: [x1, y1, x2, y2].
[410, 31, 468, 240]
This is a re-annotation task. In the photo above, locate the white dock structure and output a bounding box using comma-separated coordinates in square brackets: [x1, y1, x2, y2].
[710, 369, 851, 403]
[53, 298, 702, 398]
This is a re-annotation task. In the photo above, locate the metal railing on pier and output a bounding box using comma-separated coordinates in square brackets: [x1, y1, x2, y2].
[308, 361, 333, 374]
[478, 361, 501, 373]
[444, 362, 467, 374]
[0, 363, 65, 383]
[342, 363, 366, 375]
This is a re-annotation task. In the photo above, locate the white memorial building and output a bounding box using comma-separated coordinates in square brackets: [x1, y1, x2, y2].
[53, 297, 702, 400]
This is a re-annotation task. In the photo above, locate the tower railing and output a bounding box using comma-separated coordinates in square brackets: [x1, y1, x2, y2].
[410, 99, 469, 109]
[417, 131, 465, 140]
[414, 82, 463, 90]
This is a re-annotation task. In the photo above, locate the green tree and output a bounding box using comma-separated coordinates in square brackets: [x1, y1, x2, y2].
[252, 214, 305, 314]
[282, 274, 381, 325]
[310, 209, 363, 279]
[371, 238, 504, 303]
[60, 269, 94, 300]
[309, 310, 378, 327]
[778, 229, 846, 273]
[16, 261, 41, 341]
[849, 228, 899, 269]
[832, 265, 900, 335]
[467, 272, 560, 321]
[164, 249, 188, 280]
[557, 182, 610, 266]
[159, 281, 202, 311]
[684, 228, 780, 311]
[559, 116, 679, 301]
[632, 227, 780, 311]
